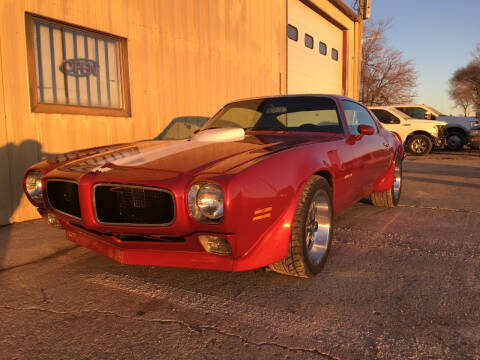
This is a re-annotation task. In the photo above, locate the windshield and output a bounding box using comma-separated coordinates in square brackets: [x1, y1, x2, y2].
[202, 96, 344, 134]
[424, 105, 445, 116]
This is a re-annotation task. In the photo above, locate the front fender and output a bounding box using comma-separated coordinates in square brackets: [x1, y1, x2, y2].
[232, 178, 305, 271]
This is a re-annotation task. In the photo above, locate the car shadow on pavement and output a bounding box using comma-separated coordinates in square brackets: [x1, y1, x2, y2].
[403, 175, 480, 189]
[405, 161, 480, 179]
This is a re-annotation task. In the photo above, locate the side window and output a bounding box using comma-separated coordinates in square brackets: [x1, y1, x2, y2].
[287, 24, 298, 41]
[396, 107, 426, 120]
[319, 41, 327, 55]
[331, 48, 339, 61]
[305, 34, 314, 49]
[341, 100, 378, 135]
[370, 109, 400, 124]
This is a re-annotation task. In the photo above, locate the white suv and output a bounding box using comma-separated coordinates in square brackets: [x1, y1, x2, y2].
[392, 104, 479, 150]
[370, 106, 447, 156]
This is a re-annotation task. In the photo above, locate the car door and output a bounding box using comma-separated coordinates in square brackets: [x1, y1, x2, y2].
[370, 108, 406, 142]
[341, 100, 393, 199]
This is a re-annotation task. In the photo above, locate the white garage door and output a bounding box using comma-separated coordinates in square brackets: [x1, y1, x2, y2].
[287, 0, 345, 95]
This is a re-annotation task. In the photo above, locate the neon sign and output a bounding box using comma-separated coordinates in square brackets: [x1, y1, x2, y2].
[59, 58, 99, 77]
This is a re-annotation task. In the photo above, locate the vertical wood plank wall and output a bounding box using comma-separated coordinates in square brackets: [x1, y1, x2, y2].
[0, 33, 13, 223]
[0, 0, 288, 224]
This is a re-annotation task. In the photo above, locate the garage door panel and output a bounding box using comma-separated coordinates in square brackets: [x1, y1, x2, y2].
[287, 0, 344, 95]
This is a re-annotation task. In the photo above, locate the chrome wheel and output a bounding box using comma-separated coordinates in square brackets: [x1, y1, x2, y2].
[305, 190, 331, 265]
[410, 137, 428, 154]
[393, 158, 402, 201]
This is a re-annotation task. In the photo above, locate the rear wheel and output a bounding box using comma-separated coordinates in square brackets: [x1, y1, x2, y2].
[406, 134, 432, 156]
[370, 154, 402, 207]
[269, 176, 332, 278]
[446, 132, 465, 151]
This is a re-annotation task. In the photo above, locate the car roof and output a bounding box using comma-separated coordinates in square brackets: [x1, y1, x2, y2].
[369, 105, 394, 109]
[369, 106, 411, 118]
[224, 94, 360, 106]
[387, 104, 428, 107]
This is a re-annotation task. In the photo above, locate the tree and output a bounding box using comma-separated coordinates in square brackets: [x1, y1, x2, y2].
[448, 78, 476, 116]
[360, 20, 418, 106]
[449, 47, 480, 116]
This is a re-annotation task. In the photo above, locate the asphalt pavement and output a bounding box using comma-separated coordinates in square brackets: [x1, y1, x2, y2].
[1, 150, 479, 359]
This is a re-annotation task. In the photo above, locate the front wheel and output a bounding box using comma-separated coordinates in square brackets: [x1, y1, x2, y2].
[370, 154, 402, 207]
[406, 134, 432, 156]
[269, 176, 333, 278]
[446, 132, 465, 151]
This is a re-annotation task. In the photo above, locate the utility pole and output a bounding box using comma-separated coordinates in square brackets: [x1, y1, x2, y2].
[358, 0, 371, 20]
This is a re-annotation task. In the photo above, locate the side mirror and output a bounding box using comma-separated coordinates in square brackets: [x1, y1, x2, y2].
[357, 124, 375, 136]
[424, 112, 434, 120]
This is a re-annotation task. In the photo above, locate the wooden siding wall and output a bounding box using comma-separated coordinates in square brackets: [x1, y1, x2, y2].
[0, 0, 287, 224]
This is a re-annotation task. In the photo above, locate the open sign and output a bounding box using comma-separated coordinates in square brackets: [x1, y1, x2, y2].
[59, 58, 99, 77]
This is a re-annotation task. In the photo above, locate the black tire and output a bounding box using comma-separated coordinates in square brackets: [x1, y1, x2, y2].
[406, 134, 432, 156]
[269, 176, 333, 278]
[370, 154, 402, 207]
[446, 132, 465, 151]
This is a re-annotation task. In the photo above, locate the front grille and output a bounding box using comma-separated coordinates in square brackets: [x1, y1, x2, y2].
[46, 180, 81, 218]
[438, 125, 446, 138]
[94, 184, 175, 225]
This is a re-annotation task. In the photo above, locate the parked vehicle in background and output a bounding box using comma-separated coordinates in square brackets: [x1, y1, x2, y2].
[155, 116, 209, 140]
[469, 123, 480, 150]
[392, 104, 479, 151]
[370, 106, 447, 156]
[22, 95, 404, 278]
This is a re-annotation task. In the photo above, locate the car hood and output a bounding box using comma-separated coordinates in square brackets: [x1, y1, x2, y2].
[437, 115, 478, 127]
[46, 132, 340, 177]
[405, 119, 447, 127]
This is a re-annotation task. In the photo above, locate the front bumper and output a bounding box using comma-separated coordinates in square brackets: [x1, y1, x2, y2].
[64, 221, 235, 271]
[434, 136, 446, 147]
[469, 135, 480, 148]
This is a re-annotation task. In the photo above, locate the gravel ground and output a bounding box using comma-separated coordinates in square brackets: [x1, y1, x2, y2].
[0, 150, 479, 359]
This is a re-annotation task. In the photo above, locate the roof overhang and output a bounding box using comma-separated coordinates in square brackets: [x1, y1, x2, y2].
[328, 0, 361, 22]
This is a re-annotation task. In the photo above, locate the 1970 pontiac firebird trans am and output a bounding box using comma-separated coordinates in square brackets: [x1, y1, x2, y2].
[24, 95, 403, 278]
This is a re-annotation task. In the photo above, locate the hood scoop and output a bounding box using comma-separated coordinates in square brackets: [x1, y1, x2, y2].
[191, 128, 245, 142]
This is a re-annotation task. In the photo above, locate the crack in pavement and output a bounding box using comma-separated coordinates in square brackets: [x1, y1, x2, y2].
[0, 245, 79, 273]
[86, 273, 325, 337]
[333, 226, 479, 258]
[85, 273, 347, 356]
[1, 305, 337, 359]
[397, 204, 480, 214]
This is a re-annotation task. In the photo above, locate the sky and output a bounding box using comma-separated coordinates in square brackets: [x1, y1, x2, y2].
[365, 0, 480, 116]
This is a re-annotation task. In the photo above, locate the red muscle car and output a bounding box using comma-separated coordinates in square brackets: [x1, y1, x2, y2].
[23, 95, 403, 278]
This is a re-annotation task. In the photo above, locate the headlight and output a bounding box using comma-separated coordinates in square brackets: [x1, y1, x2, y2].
[188, 183, 223, 223]
[470, 121, 478, 128]
[25, 170, 44, 203]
